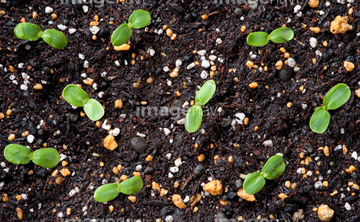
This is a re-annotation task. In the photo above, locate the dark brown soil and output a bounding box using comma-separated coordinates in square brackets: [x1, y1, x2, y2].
[1, 0, 360, 221]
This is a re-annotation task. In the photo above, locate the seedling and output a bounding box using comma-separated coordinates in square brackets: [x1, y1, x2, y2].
[4, 144, 60, 168]
[62, 84, 104, 121]
[14, 22, 68, 49]
[247, 27, 294, 47]
[310, 83, 351, 134]
[243, 155, 286, 195]
[185, 80, 216, 133]
[94, 176, 143, 202]
[111, 9, 151, 46]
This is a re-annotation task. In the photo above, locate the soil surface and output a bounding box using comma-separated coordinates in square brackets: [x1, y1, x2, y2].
[1, 0, 360, 221]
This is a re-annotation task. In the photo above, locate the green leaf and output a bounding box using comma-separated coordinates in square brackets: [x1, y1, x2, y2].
[184, 105, 203, 133]
[31, 148, 60, 168]
[39, 29, 68, 49]
[310, 107, 331, 134]
[261, 155, 286, 180]
[62, 84, 89, 107]
[111, 23, 132, 46]
[119, 176, 143, 194]
[128, 10, 151, 29]
[246, 32, 269, 47]
[323, 83, 351, 110]
[4, 144, 31, 165]
[268, 27, 294, 43]
[14, 23, 42, 41]
[195, 80, 216, 106]
[94, 183, 121, 202]
[83, 99, 104, 121]
[243, 172, 266, 195]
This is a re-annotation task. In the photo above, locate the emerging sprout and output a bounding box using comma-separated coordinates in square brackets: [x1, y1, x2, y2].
[4, 144, 60, 168]
[62, 84, 104, 121]
[185, 80, 216, 133]
[14, 23, 68, 49]
[243, 155, 286, 195]
[310, 83, 351, 134]
[94, 176, 143, 202]
[111, 9, 151, 46]
[247, 27, 294, 47]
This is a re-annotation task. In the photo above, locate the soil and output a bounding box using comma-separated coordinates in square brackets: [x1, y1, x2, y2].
[1, 0, 360, 221]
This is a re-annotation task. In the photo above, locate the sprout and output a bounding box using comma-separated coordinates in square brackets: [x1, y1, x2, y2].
[111, 9, 151, 46]
[4, 144, 60, 168]
[310, 83, 351, 133]
[94, 176, 143, 202]
[14, 23, 68, 49]
[247, 27, 294, 47]
[243, 155, 286, 195]
[62, 84, 104, 121]
[185, 80, 216, 133]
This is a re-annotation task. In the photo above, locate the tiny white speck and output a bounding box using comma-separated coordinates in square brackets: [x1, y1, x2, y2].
[168, 172, 173, 178]
[109, 128, 120, 137]
[45, 6, 53, 14]
[170, 166, 179, 173]
[309, 37, 317, 48]
[68, 28, 77, 34]
[163, 128, 171, 136]
[89, 26, 100, 35]
[83, 60, 89, 68]
[197, 50, 206, 56]
[57, 24, 67, 31]
[163, 66, 170, 72]
[200, 70, 208, 79]
[101, 120, 111, 131]
[166, 153, 172, 160]
[201, 60, 210, 68]
[345, 202, 351, 211]
[187, 62, 196, 70]
[294, 5, 301, 13]
[82, 5, 89, 13]
[174, 158, 182, 167]
[175, 59, 182, 67]
[20, 84, 28, 91]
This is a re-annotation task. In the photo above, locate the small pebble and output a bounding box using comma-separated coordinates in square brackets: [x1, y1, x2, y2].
[203, 180, 223, 195]
[194, 164, 205, 176]
[279, 67, 294, 82]
[130, 137, 148, 154]
[234, 8, 242, 16]
[309, 37, 318, 48]
[103, 135, 118, 150]
[201, 60, 210, 68]
[318, 204, 334, 221]
[237, 188, 256, 202]
[16, 207, 23, 219]
[172, 194, 186, 208]
[45, 6, 53, 14]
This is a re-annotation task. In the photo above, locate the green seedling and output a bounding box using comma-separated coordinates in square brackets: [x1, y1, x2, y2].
[111, 9, 151, 46]
[62, 84, 104, 121]
[14, 22, 68, 49]
[243, 155, 286, 195]
[247, 27, 294, 47]
[4, 144, 60, 168]
[310, 83, 351, 134]
[94, 176, 143, 202]
[185, 80, 216, 133]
